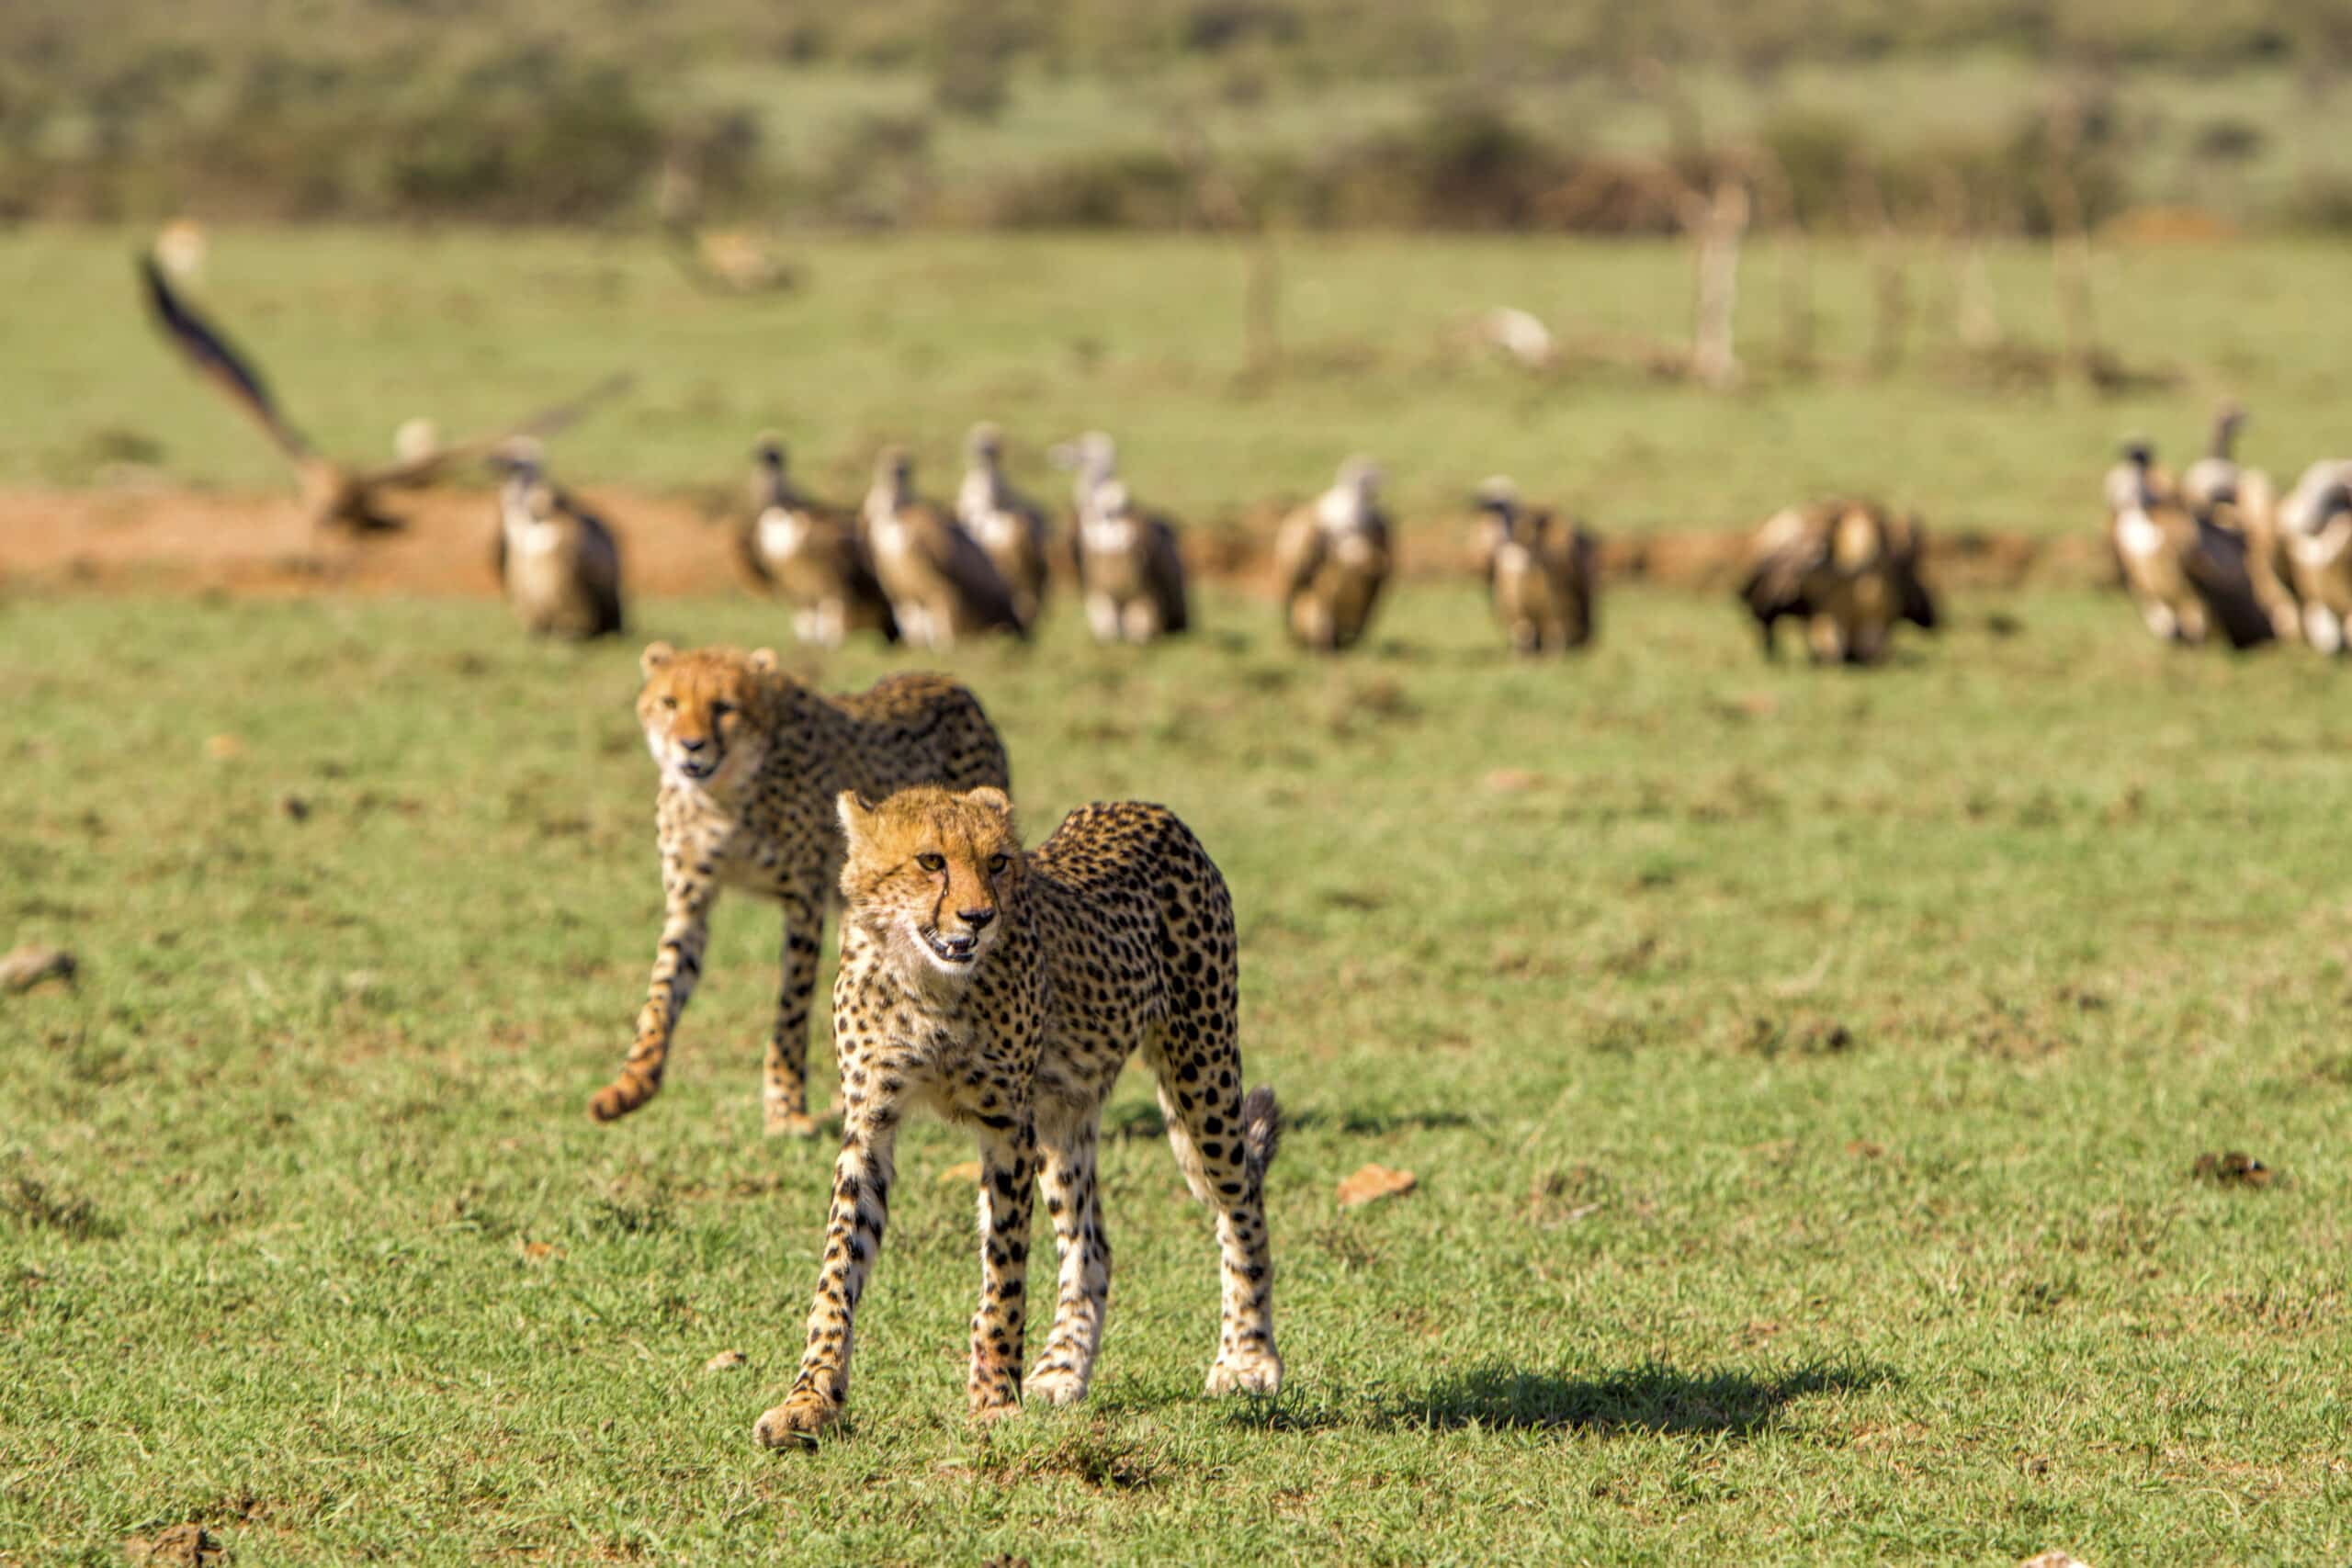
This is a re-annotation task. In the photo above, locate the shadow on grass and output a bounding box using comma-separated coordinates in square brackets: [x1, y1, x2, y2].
[1103, 1103, 1473, 1140]
[1303, 1108, 1475, 1136]
[1230, 1359, 1888, 1438]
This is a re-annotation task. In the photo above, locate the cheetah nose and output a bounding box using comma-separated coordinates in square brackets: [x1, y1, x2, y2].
[957, 908, 995, 931]
[679, 737, 707, 753]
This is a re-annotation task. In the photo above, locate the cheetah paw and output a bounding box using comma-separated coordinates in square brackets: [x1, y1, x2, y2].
[763, 1108, 820, 1138]
[1023, 1365, 1091, 1407]
[752, 1391, 841, 1449]
[1204, 1349, 1283, 1397]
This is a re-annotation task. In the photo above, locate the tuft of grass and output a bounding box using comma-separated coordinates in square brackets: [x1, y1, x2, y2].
[0, 1169, 118, 1240]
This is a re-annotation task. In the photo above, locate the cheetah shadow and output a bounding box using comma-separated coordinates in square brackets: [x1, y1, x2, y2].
[1102, 1103, 1472, 1141]
[1227, 1359, 1888, 1438]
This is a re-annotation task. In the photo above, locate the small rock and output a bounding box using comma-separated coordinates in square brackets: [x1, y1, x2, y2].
[1337, 1164, 1417, 1208]
[125, 1523, 224, 1566]
[938, 1160, 983, 1185]
[0, 945, 75, 995]
[204, 734, 243, 761]
[280, 795, 311, 823]
[704, 1349, 748, 1373]
[1482, 768, 1542, 794]
[2018, 1552, 2087, 1568]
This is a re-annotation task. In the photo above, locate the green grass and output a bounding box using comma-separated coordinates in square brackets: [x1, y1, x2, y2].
[4, 585, 2351, 1563]
[7, 227, 2352, 534]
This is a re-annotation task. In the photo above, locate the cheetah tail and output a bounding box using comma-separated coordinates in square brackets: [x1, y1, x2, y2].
[1239, 1085, 1282, 1189]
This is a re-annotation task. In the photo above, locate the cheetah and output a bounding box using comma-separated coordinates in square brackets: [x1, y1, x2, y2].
[590, 645, 1010, 1135]
[752, 784, 1282, 1446]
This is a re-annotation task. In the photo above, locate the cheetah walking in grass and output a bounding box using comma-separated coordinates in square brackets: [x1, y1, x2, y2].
[592, 645, 1009, 1134]
[753, 784, 1282, 1445]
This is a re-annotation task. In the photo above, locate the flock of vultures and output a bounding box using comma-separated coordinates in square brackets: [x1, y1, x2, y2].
[2104, 404, 2352, 655]
[141, 249, 2346, 666]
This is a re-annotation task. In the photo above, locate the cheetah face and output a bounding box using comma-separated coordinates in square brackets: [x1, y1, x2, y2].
[837, 785, 1022, 985]
[636, 643, 777, 791]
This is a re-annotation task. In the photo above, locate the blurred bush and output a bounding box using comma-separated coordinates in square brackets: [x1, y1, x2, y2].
[384, 52, 662, 222]
[0, 0, 2317, 231]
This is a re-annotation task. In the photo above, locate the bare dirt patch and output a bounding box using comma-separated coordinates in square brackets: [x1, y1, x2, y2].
[0, 483, 733, 600]
[0, 484, 2111, 602]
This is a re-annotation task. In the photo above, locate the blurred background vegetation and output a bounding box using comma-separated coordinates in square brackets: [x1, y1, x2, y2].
[9, 0, 2352, 233]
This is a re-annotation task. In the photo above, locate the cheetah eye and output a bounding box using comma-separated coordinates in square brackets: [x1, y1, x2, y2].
[986, 853, 1009, 874]
[710, 701, 734, 720]
[659, 695, 677, 710]
[917, 852, 946, 873]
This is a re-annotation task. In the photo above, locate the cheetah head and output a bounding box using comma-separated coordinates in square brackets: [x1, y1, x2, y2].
[636, 643, 779, 790]
[837, 785, 1022, 983]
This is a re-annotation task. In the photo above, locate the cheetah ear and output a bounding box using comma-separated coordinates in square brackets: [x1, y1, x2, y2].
[746, 647, 780, 674]
[965, 786, 1012, 818]
[639, 641, 676, 676]
[835, 789, 876, 841]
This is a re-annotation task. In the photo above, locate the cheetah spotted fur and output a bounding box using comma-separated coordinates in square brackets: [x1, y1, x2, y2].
[591, 644, 1010, 1134]
[753, 784, 1282, 1444]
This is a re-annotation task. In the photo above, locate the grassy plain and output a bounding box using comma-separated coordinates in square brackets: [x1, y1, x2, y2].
[5, 227, 2348, 535]
[3, 582, 2350, 1564]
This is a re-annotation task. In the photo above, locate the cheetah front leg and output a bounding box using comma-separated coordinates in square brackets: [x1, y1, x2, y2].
[967, 1116, 1037, 1420]
[591, 869, 717, 1122]
[754, 1095, 900, 1447]
[762, 886, 825, 1137]
[1024, 1115, 1109, 1406]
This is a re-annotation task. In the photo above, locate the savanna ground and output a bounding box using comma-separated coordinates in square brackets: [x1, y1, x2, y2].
[4, 230, 2352, 1564]
[3, 228, 2347, 532]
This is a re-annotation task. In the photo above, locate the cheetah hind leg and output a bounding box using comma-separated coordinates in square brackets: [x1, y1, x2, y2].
[1151, 1060, 1283, 1399]
[762, 897, 825, 1138]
